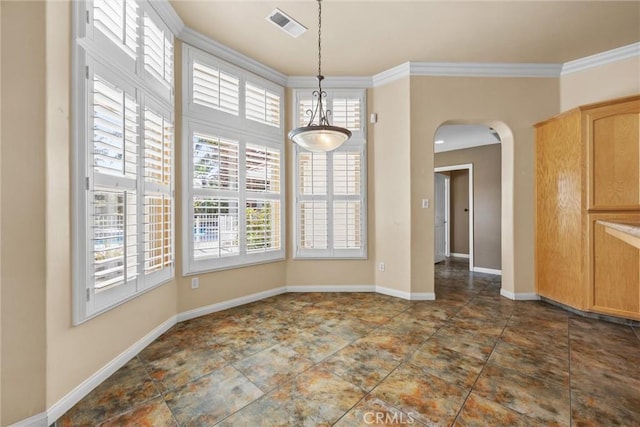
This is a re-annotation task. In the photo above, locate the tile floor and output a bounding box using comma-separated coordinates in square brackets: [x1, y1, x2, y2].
[57, 258, 640, 426]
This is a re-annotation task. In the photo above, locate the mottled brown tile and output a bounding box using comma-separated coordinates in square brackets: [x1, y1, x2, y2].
[571, 389, 640, 427]
[334, 395, 420, 426]
[267, 367, 365, 425]
[209, 327, 279, 362]
[409, 340, 485, 389]
[144, 347, 227, 392]
[57, 357, 159, 426]
[500, 325, 569, 360]
[430, 326, 499, 361]
[99, 397, 177, 427]
[217, 396, 299, 427]
[382, 311, 442, 336]
[474, 364, 569, 426]
[489, 340, 569, 386]
[371, 363, 468, 426]
[320, 343, 402, 391]
[164, 365, 263, 425]
[454, 393, 544, 427]
[233, 344, 314, 391]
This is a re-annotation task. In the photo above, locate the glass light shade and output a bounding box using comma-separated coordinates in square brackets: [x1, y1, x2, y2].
[288, 125, 352, 152]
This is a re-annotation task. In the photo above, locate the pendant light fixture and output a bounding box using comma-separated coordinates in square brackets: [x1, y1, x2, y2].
[288, 0, 351, 152]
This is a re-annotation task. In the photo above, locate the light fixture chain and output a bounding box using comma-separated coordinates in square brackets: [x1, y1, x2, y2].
[317, 0, 322, 77]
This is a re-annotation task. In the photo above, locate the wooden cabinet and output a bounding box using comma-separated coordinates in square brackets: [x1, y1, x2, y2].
[535, 95, 640, 321]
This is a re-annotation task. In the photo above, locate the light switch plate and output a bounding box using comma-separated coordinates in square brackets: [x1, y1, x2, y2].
[422, 199, 429, 208]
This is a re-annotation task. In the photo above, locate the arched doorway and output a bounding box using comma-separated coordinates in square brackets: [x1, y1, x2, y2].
[432, 120, 516, 298]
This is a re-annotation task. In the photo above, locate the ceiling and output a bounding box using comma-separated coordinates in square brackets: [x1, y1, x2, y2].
[434, 124, 500, 153]
[170, 1, 640, 76]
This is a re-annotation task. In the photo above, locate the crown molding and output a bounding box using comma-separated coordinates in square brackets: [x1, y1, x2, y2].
[178, 27, 288, 87]
[146, 0, 185, 36]
[561, 42, 640, 76]
[409, 62, 562, 78]
[286, 76, 373, 88]
[372, 62, 412, 87]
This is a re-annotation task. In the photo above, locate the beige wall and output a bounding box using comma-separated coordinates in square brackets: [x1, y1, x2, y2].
[1, 2, 48, 424]
[561, 57, 640, 111]
[371, 78, 412, 294]
[450, 169, 470, 255]
[436, 144, 502, 269]
[409, 76, 559, 295]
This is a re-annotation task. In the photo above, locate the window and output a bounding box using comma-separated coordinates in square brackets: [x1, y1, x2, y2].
[183, 44, 284, 274]
[73, 0, 175, 323]
[294, 89, 367, 258]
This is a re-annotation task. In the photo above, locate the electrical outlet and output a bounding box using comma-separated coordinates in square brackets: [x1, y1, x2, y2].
[191, 277, 199, 289]
[379, 262, 385, 272]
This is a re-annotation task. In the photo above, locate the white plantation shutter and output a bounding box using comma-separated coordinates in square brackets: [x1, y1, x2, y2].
[246, 144, 280, 193]
[91, 190, 138, 290]
[192, 61, 240, 115]
[193, 134, 239, 190]
[93, 0, 138, 59]
[332, 97, 361, 131]
[191, 133, 241, 261]
[144, 14, 173, 88]
[193, 197, 240, 259]
[92, 75, 138, 179]
[245, 82, 280, 127]
[246, 200, 281, 253]
[143, 108, 173, 277]
[74, 4, 175, 323]
[294, 89, 367, 258]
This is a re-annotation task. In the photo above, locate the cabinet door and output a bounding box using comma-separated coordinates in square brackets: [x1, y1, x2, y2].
[535, 111, 585, 308]
[589, 213, 640, 320]
[586, 97, 640, 210]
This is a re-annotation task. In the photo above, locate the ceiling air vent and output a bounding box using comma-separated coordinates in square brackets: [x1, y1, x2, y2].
[266, 9, 307, 38]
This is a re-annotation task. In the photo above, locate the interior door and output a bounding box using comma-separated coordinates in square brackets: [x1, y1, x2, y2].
[435, 172, 448, 263]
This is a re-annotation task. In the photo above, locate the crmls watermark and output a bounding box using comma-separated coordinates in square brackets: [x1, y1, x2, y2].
[363, 411, 416, 424]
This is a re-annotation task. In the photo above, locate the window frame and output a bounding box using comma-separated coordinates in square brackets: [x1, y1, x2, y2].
[292, 89, 368, 259]
[72, 0, 175, 324]
[182, 44, 286, 275]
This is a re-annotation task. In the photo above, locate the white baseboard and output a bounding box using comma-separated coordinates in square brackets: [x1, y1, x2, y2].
[450, 253, 469, 259]
[375, 286, 411, 300]
[410, 292, 436, 301]
[500, 289, 541, 301]
[473, 266, 502, 275]
[177, 286, 287, 322]
[8, 411, 48, 427]
[286, 285, 375, 293]
[46, 315, 177, 424]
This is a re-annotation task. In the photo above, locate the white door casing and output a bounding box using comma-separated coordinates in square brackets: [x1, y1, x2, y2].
[434, 172, 449, 263]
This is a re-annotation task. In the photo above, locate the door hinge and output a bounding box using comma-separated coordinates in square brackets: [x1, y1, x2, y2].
[85, 177, 90, 190]
[86, 66, 89, 79]
[86, 10, 90, 24]
[86, 288, 90, 301]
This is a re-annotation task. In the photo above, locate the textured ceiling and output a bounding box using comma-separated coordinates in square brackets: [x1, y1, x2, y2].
[170, 1, 640, 76]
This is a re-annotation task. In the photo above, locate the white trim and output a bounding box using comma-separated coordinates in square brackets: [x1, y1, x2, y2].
[375, 286, 412, 300]
[46, 316, 177, 424]
[177, 287, 287, 322]
[287, 76, 373, 88]
[372, 62, 411, 87]
[410, 292, 436, 301]
[147, 0, 185, 36]
[410, 62, 562, 78]
[450, 253, 469, 259]
[435, 164, 474, 272]
[179, 27, 287, 86]
[473, 267, 502, 275]
[500, 289, 540, 301]
[287, 285, 375, 293]
[8, 412, 48, 427]
[561, 42, 640, 76]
